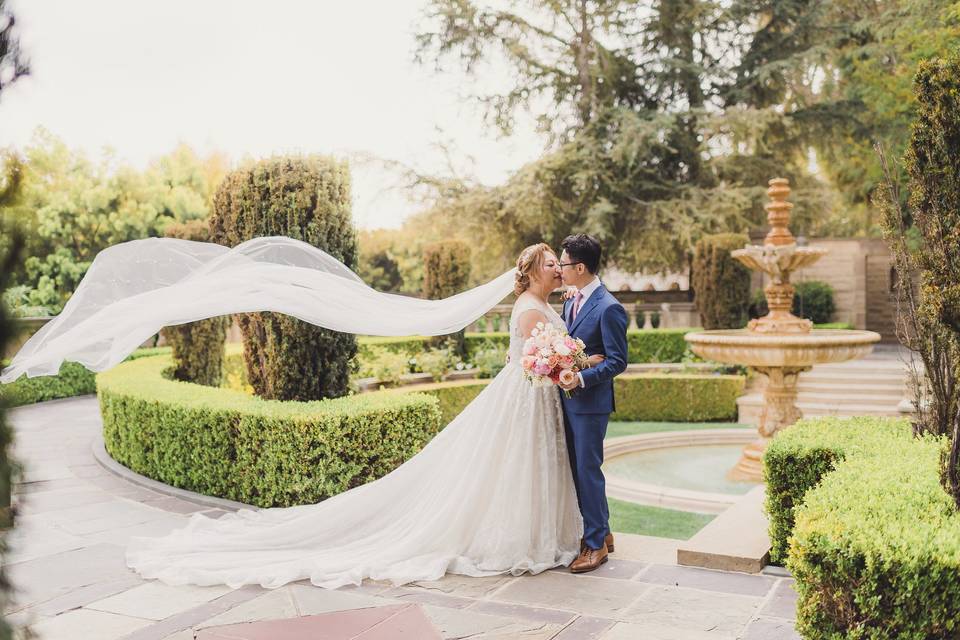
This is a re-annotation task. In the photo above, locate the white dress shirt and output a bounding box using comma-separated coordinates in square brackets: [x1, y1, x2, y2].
[570, 277, 601, 388]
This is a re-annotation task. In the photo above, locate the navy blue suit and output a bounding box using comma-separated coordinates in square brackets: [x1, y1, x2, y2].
[560, 283, 629, 550]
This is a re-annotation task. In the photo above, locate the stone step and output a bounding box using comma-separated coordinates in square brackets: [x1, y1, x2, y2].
[737, 396, 903, 424]
[811, 362, 910, 375]
[798, 371, 907, 384]
[790, 392, 903, 408]
[797, 377, 907, 398]
[677, 485, 770, 573]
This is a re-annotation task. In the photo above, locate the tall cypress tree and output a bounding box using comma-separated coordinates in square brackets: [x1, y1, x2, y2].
[209, 157, 358, 401]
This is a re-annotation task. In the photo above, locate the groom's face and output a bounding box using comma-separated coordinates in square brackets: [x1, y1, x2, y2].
[560, 250, 588, 287]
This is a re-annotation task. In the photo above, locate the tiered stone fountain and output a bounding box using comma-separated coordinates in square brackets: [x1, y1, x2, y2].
[685, 178, 881, 482]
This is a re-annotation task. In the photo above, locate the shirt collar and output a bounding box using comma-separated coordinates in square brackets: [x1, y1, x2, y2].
[577, 276, 602, 301]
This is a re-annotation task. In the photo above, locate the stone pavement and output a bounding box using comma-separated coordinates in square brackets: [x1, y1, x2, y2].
[5, 395, 801, 639]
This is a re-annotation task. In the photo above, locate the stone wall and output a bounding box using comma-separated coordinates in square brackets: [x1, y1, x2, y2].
[749, 237, 897, 341]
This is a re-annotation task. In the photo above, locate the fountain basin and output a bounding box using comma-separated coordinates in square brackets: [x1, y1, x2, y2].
[602, 429, 758, 514]
[684, 328, 881, 367]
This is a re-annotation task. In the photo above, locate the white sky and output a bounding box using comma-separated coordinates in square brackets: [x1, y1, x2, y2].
[0, 0, 544, 228]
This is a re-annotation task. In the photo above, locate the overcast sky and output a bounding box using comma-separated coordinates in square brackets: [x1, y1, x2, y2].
[0, 0, 544, 228]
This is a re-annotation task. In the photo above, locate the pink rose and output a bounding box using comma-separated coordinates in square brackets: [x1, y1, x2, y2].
[520, 355, 537, 371]
[558, 369, 577, 386]
[534, 362, 553, 376]
[558, 355, 575, 369]
[523, 341, 537, 356]
[564, 337, 577, 350]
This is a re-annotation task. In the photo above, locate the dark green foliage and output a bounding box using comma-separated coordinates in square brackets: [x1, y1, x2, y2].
[359, 248, 404, 291]
[877, 52, 960, 510]
[209, 156, 358, 401]
[763, 416, 912, 565]
[98, 354, 442, 508]
[691, 233, 751, 330]
[906, 54, 960, 509]
[423, 240, 471, 356]
[159, 220, 229, 387]
[0, 227, 23, 640]
[751, 280, 835, 324]
[765, 416, 960, 639]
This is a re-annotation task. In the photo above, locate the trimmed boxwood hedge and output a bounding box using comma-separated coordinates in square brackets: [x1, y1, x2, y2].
[0, 346, 172, 408]
[763, 416, 913, 565]
[766, 417, 960, 639]
[612, 373, 744, 421]
[404, 372, 744, 426]
[97, 354, 441, 508]
[359, 328, 696, 365]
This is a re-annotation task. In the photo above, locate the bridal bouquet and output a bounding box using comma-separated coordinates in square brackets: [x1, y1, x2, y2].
[520, 322, 589, 397]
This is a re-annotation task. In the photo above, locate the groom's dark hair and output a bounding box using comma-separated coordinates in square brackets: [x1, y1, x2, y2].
[560, 234, 602, 274]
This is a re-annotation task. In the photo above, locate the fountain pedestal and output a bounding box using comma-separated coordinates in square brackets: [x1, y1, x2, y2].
[685, 178, 881, 482]
[730, 366, 808, 481]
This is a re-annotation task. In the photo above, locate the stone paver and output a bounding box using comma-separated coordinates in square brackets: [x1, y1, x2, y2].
[5, 395, 801, 639]
[622, 585, 763, 636]
[636, 563, 777, 597]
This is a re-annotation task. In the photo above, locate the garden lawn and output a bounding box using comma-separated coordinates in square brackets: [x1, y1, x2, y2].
[608, 497, 715, 540]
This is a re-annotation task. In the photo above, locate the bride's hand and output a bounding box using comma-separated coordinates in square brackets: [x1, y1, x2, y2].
[585, 354, 605, 368]
[562, 286, 579, 301]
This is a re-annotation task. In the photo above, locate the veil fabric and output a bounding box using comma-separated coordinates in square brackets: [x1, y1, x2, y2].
[1, 235, 514, 384]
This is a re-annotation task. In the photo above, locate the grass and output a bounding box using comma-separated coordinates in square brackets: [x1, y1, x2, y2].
[608, 497, 715, 540]
[605, 420, 751, 439]
[603, 420, 751, 539]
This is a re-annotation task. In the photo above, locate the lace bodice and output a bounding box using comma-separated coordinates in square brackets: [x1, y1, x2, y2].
[508, 294, 566, 362]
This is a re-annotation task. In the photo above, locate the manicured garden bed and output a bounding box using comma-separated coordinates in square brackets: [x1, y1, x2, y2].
[763, 416, 960, 638]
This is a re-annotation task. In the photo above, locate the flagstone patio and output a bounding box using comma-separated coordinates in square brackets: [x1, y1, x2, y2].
[5, 395, 800, 639]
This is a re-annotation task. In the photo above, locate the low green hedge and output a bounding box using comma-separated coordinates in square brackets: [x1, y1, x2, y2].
[768, 417, 960, 639]
[626, 329, 694, 363]
[361, 329, 696, 365]
[403, 372, 744, 426]
[97, 354, 441, 508]
[763, 416, 912, 565]
[612, 373, 743, 421]
[1, 346, 172, 408]
[812, 322, 855, 330]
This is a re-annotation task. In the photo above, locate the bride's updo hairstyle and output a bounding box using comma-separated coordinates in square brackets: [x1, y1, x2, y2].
[514, 243, 554, 296]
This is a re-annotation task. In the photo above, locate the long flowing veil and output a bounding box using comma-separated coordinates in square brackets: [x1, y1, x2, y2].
[1, 235, 514, 384]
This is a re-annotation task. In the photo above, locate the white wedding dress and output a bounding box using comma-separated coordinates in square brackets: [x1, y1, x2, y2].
[126, 293, 583, 589]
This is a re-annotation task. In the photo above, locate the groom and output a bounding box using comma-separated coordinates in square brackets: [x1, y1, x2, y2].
[557, 234, 629, 574]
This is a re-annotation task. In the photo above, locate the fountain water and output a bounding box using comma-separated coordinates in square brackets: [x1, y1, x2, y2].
[684, 178, 881, 482]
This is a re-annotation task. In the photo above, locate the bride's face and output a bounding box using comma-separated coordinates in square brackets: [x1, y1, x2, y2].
[534, 252, 563, 291]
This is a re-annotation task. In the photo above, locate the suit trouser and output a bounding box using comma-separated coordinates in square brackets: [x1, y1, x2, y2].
[562, 410, 610, 550]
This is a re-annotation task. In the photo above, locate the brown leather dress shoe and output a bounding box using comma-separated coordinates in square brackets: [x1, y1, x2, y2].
[570, 544, 609, 573]
[580, 533, 615, 553]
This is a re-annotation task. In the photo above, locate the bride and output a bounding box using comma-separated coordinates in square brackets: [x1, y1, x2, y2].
[0, 238, 602, 590]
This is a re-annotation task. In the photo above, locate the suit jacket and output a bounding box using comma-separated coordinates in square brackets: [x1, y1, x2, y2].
[560, 283, 629, 414]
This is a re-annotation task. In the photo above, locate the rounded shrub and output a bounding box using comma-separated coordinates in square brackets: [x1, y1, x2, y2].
[423, 240, 471, 356]
[209, 155, 358, 401]
[160, 219, 230, 386]
[691, 233, 751, 330]
[97, 353, 441, 508]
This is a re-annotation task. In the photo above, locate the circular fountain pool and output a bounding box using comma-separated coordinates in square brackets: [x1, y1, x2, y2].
[604, 444, 756, 496]
[602, 429, 760, 514]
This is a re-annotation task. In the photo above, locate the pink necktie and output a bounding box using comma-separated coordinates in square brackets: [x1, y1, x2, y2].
[571, 291, 584, 323]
